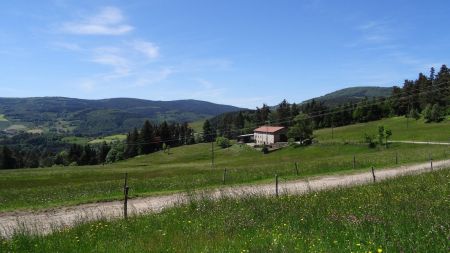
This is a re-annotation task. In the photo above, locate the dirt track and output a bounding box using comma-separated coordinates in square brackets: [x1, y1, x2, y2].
[388, 140, 450, 145]
[1, 159, 449, 238]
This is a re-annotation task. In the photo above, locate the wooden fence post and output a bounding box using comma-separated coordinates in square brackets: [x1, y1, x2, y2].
[123, 173, 129, 219]
[275, 174, 279, 197]
[223, 168, 227, 184]
[295, 162, 299, 175]
[371, 166, 376, 183]
[430, 154, 433, 170]
[395, 152, 398, 164]
[353, 155, 356, 169]
[123, 173, 128, 194]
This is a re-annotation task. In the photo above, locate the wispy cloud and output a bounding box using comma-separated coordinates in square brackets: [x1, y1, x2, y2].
[61, 6, 133, 35]
[357, 21, 391, 43]
[53, 41, 82, 51]
[79, 80, 95, 93]
[133, 68, 173, 87]
[131, 40, 159, 59]
[91, 47, 131, 75]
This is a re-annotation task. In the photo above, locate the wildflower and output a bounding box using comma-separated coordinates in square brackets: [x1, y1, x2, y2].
[377, 249, 383, 253]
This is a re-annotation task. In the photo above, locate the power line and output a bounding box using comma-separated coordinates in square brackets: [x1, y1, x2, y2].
[122, 83, 450, 145]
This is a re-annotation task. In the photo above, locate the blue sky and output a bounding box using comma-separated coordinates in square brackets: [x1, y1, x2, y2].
[0, 0, 449, 108]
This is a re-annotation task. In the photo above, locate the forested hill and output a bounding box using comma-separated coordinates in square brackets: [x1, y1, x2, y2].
[302, 86, 393, 107]
[0, 97, 243, 136]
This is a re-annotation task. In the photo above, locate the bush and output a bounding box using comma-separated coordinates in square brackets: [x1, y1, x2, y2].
[216, 137, 231, 149]
[408, 108, 421, 120]
[261, 146, 269, 154]
[364, 133, 377, 148]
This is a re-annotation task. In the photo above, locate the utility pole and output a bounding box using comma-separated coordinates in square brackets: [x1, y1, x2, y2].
[266, 120, 270, 146]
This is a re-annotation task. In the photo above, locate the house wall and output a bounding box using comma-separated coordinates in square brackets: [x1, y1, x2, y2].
[254, 132, 276, 145]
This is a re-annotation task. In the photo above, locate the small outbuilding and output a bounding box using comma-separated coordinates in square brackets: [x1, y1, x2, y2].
[237, 134, 255, 143]
[254, 126, 287, 145]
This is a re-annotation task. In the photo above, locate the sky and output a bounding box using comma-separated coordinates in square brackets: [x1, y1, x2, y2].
[0, 0, 449, 108]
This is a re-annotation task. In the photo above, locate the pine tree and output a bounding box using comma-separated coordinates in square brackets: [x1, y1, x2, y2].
[1, 146, 16, 169]
[202, 120, 215, 142]
[124, 128, 139, 158]
[276, 99, 291, 127]
[139, 120, 155, 154]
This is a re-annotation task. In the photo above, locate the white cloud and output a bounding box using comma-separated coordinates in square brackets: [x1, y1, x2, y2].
[91, 47, 130, 75]
[53, 42, 82, 51]
[134, 68, 173, 87]
[61, 6, 133, 35]
[357, 20, 391, 44]
[196, 78, 213, 89]
[80, 80, 95, 93]
[131, 40, 159, 59]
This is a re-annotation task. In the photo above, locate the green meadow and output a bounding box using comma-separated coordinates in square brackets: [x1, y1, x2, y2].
[88, 134, 127, 144]
[0, 141, 448, 212]
[188, 118, 206, 133]
[2, 168, 448, 252]
[315, 116, 450, 143]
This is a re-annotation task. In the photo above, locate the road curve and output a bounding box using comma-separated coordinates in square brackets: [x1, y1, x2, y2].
[1, 159, 449, 239]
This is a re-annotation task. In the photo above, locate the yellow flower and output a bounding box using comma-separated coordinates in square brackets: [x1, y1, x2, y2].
[377, 249, 383, 253]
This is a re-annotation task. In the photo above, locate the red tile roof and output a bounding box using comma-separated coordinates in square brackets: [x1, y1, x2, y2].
[254, 126, 285, 133]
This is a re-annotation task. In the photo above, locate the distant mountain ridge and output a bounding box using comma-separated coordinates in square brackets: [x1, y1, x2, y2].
[302, 86, 393, 107]
[0, 97, 244, 136]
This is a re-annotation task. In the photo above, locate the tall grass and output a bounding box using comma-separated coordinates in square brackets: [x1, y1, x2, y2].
[2, 169, 449, 252]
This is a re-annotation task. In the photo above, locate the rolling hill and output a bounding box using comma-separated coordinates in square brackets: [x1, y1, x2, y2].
[0, 97, 244, 136]
[303, 86, 393, 107]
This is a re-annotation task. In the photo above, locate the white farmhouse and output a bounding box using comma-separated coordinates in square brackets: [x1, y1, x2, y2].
[254, 126, 287, 145]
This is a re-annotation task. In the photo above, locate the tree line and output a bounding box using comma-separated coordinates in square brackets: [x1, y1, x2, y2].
[0, 120, 195, 169]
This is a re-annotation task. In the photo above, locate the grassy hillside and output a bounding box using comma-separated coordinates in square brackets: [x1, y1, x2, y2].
[315, 116, 450, 142]
[0, 114, 10, 130]
[88, 134, 127, 144]
[0, 97, 243, 136]
[3, 169, 448, 252]
[303, 86, 393, 107]
[0, 140, 448, 211]
[0, 114, 7, 121]
[189, 119, 206, 133]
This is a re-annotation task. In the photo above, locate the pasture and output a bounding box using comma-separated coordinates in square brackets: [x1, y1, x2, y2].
[315, 116, 450, 143]
[0, 141, 448, 211]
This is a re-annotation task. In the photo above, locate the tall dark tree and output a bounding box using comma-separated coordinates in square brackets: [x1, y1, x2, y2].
[202, 119, 216, 142]
[98, 142, 111, 164]
[124, 128, 139, 158]
[139, 120, 155, 154]
[0, 146, 16, 169]
[276, 99, 291, 127]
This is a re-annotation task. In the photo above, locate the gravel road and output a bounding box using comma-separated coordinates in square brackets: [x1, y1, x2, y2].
[1, 159, 449, 239]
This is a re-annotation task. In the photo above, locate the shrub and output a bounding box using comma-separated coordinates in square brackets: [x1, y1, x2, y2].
[364, 133, 377, 148]
[216, 137, 231, 149]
